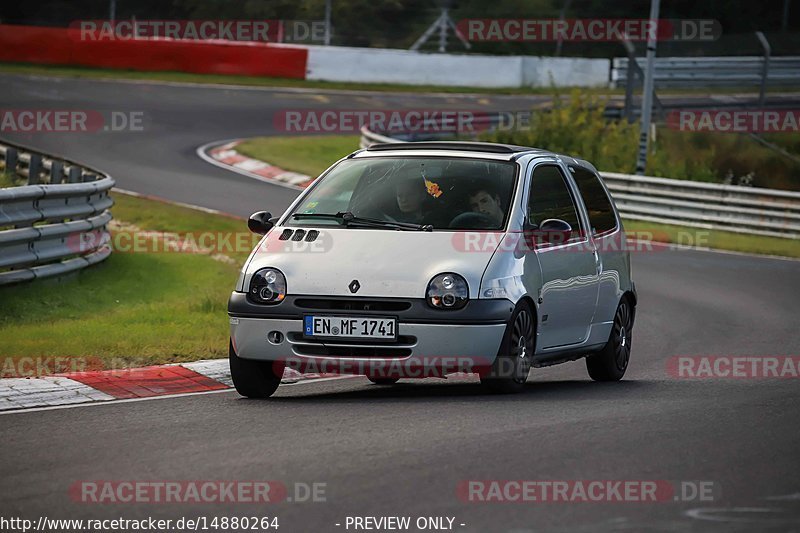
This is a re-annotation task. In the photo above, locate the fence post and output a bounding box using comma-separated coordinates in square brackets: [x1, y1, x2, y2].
[755, 31, 771, 106]
[635, 0, 661, 175]
[6, 148, 19, 178]
[68, 166, 82, 183]
[618, 38, 641, 122]
[50, 161, 64, 184]
[28, 154, 42, 185]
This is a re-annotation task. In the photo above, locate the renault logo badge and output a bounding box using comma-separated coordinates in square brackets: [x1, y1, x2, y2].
[348, 280, 360, 293]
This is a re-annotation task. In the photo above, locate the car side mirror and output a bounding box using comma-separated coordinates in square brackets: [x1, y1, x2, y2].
[248, 211, 274, 235]
[538, 218, 573, 245]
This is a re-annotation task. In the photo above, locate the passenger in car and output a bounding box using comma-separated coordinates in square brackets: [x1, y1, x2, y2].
[468, 182, 505, 227]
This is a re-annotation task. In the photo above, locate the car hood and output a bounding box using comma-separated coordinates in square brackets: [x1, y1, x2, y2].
[239, 226, 503, 299]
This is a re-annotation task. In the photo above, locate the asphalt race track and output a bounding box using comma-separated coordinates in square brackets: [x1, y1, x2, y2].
[2, 73, 800, 532]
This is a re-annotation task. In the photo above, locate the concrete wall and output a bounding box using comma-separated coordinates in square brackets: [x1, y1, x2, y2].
[306, 46, 610, 88]
[522, 56, 610, 87]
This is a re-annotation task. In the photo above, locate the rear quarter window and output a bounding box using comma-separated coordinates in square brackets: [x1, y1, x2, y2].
[570, 166, 618, 236]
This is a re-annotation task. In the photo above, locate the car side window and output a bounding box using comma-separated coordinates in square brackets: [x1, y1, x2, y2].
[570, 166, 618, 236]
[527, 165, 582, 239]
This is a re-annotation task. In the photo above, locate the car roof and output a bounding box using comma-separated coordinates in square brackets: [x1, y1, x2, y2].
[360, 141, 555, 160]
[352, 141, 597, 172]
[364, 141, 551, 155]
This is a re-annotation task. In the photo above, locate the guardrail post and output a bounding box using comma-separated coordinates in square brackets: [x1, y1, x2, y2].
[28, 154, 42, 185]
[755, 31, 771, 106]
[6, 148, 18, 177]
[50, 161, 64, 184]
[68, 166, 82, 183]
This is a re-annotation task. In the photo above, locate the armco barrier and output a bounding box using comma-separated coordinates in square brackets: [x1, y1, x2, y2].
[0, 24, 308, 79]
[0, 140, 115, 285]
[611, 56, 800, 89]
[360, 126, 800, 239]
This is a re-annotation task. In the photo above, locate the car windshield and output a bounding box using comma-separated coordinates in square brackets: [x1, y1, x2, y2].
[286, 156, 518, 230]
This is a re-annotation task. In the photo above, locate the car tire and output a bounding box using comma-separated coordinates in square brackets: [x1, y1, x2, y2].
[481, 300, 535, 394]
[586, 296, 634, 382]
[367, 376, 400, 385]
[229, 341, 284, 398]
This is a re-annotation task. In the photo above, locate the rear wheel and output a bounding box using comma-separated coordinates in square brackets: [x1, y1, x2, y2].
[481, 301, 535, 394]
[229, 341, 284, 398]
[586, 297, 634, 381]
[367, 376, 400, 385]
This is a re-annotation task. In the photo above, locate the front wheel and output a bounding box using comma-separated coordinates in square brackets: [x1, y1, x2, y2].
[229, 341, 284, 398]
[586, 297, 634, 381]
[481, 301, 535, 394]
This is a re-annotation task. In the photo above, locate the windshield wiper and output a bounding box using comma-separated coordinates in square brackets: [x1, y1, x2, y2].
[292, 212, 432, 231]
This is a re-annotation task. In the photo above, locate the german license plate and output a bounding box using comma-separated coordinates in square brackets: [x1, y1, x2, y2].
[303, 315, 397, 341]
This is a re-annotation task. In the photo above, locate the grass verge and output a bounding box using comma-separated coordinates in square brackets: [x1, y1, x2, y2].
[236, 135, 360, 177]
[624, 220, 800, 259]
[0, 191, 254, 366]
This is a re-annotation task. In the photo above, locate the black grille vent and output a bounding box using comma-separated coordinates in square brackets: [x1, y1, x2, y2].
[295, 298, 412, 312]
[289, 332, 416, 345]
[278, 229, 320, 242]
[293, 345, 413, 358]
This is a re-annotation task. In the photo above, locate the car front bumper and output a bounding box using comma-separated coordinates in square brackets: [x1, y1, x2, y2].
[228, 292, 512, 376]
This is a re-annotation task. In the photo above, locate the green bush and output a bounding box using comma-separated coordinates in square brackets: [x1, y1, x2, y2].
[483, 91, 800, 191]
[487, 91, 641, 173]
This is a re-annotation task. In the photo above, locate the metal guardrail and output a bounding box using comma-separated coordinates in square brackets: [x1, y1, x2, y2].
[359, 128, 398, 148]
[600, 173, 800, 239]
[360, 126, 800, 240]
[611, 56, 800, 89]
[0, 140, 114, 285]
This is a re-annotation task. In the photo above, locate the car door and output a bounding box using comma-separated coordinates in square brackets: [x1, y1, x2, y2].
[525, 162, 600, 350]
[568, 164, 624, 327]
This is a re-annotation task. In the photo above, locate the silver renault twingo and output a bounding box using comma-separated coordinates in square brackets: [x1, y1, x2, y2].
[228, 141, 636, 397]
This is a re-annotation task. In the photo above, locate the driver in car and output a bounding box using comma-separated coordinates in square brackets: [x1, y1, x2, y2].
[394, 175, 431, 224]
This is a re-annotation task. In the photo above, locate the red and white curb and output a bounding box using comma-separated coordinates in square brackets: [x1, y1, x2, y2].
[0, 361, 324, 412]
[198, 139, 314, 190]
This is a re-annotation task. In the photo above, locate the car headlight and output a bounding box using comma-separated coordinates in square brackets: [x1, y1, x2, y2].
[248, 268, 287, 304]
[426, 273, 468, 310]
